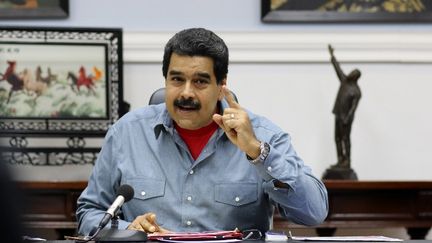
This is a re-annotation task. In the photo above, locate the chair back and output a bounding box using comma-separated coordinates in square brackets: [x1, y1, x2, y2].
[148, 87, 166, 105]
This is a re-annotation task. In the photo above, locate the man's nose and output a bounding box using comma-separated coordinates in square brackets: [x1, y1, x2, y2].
[180, 81, 195, 99]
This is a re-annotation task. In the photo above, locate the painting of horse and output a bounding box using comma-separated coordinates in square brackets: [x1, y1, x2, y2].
[0, 43, 107, 119]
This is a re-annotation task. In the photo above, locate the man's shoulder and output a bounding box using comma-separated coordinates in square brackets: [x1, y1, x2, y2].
[114, 104, 166, 128]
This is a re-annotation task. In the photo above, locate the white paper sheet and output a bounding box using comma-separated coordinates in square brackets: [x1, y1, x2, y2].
[291, 236, 403, 242]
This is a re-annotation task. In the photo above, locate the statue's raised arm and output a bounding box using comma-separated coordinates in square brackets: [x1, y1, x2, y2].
[328, 44, 346, 82]
[328, 44, 335, 57]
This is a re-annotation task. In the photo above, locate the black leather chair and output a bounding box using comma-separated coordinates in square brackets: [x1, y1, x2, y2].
[148, 87, 238, 105]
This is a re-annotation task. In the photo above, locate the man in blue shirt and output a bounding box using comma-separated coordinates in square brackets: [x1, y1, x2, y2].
[77, 28, 328, 235]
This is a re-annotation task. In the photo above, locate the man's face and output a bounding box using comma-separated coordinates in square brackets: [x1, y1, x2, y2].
[165, 53, 224, 130]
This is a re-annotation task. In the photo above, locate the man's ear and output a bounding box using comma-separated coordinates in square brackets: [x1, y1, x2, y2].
[218, 79, 227, 101]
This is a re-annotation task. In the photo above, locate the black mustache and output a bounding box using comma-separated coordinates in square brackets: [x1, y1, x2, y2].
[174, 98, 201, 110]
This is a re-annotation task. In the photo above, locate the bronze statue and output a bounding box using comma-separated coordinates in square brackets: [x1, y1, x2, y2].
[323, 45, 361, 180]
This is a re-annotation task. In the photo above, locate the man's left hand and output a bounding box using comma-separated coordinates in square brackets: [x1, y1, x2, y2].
[213, 85, 261, 160]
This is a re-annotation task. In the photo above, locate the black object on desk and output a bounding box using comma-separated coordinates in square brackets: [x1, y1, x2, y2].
[94, 228, 148, 242]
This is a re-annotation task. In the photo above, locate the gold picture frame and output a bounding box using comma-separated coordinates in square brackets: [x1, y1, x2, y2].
[262, 0, 432, 23]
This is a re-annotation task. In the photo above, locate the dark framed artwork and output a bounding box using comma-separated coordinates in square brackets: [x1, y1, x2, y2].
[0, 0, 68, 19]
[0, 27, 124, 165]
[262, 0, 432, 23]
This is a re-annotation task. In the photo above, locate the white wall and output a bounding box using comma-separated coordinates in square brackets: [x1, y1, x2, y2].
[123, 57, 432, 181]
[4, 0, 431, 181]
[14, 30, 432, 182]
[4, 0, 432, 32]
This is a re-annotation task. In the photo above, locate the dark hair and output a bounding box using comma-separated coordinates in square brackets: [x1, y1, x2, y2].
[162, 28, 229, 84]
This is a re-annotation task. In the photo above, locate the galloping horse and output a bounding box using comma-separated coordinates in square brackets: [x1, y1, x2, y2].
[78, 66, 96, 95]
[36, 66, 57, 85]
[67, 71, 78, 92]
[22, 68, 47, 98]
[0, 61, 24, 103]
[67, 66, 96, 95]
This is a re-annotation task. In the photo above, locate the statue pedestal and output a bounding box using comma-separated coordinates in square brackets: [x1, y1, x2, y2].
[322, 166, 358, 180]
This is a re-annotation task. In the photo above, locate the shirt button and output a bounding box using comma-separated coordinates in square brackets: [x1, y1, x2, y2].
[186, 221, 192, 226]
[141, 191, 146, 196]
[189, 170, 194, 175]
[235, 196, 240, 202]
[267, 166, 272, 172]
[187, 196, 192, 201]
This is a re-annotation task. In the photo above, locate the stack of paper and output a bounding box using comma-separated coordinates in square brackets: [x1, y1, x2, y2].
[291, 236, 403, 242]
[265, 231, 288, 241]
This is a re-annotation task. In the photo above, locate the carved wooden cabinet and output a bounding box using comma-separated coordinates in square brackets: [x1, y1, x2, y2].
[19, 181, 86, 238]
[274, 180, 432, 239]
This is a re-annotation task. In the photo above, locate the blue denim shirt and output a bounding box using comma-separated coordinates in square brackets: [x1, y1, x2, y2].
[76, 100, 328, 235]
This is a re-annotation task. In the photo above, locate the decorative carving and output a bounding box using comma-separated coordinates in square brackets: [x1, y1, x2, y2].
[1, 136, 99, 165]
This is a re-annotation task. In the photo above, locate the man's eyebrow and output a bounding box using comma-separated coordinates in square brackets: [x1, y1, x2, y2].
[169, 70, 183, 76]
[196, 72, 211, 79]
[168, 70, 211, 79]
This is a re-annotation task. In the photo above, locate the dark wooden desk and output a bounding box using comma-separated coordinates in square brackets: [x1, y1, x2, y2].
[20, 181, 432, 240]
[274, 180, 432, 239]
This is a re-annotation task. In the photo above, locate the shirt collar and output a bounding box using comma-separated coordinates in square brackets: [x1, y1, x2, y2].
[152, 104, 171, 139]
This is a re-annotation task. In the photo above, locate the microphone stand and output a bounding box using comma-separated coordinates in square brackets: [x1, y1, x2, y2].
[80, 214, 147, 243]
[93, 214, 148, 242]
[82, 184, 146, 242]
[111, 216, 119, 229]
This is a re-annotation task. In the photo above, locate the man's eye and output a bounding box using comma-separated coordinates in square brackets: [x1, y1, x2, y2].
[171, 77, 183, 82]
[195, 79, 209, 85]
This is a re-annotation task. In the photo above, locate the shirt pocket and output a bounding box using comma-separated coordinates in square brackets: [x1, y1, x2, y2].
[125, 178, 166, 200]
[215, 182, 258, 206]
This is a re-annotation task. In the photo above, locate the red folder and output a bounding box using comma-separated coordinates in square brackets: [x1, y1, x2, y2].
[148, 229, 243, 241]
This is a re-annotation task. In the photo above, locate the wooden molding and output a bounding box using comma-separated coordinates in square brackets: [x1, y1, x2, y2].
[123, 31, 432, 63]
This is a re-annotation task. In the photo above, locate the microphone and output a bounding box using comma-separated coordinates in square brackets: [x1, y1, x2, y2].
[97, 184, 134, 230]
[85, 184, 147, 242]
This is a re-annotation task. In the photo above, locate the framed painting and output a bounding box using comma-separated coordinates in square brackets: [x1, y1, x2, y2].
[0, 27, 124, 165]
[0, 26, 124, 136]
[0, 0, 68, 19]
[262, 0, 432, 22]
